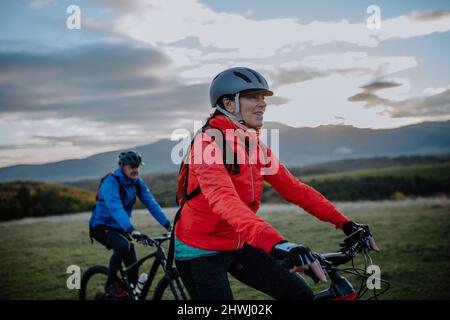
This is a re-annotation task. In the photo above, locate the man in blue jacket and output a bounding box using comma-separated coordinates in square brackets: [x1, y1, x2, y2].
[89, 150, 171, 299]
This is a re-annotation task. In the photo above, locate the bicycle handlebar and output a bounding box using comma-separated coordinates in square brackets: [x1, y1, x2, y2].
[313, 228, 374, 270]
[316, 251, 352, 268]
[288, 229, 388, 299]
[144, 233, 171, 246]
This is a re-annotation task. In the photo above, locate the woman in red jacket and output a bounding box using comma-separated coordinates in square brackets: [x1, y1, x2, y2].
[173, 67, 379, 300]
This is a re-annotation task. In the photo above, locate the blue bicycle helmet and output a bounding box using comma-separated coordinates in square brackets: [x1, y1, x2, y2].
[118, 151, 144, 167]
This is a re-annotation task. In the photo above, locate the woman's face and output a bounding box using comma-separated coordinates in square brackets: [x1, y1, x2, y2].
[223, 92, 267, 129]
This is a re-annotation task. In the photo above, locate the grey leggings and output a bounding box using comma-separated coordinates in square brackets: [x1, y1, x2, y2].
[175, 244, 314, 300]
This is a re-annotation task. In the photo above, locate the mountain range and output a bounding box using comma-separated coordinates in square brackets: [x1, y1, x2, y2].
[1, 120, 449, 183]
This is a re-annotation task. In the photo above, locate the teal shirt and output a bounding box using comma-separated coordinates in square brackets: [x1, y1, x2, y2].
[174, 237, 220, 260]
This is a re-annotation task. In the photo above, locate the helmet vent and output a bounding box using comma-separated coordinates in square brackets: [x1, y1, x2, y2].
[245, 68, 263, 84]
[233, 71, 252, 83]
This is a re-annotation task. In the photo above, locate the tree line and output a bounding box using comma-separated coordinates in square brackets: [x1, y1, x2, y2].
[1, 163, 449, 222]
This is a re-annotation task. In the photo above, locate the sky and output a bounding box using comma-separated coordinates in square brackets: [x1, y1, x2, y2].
[1, 0, 450, 167]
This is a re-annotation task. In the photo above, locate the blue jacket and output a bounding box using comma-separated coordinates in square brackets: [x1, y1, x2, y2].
[89, 168, 170, 233]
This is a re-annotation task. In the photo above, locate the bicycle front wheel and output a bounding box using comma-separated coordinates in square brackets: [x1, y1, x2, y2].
[79, 265, 109, 300]
[152, 275, 188, 300]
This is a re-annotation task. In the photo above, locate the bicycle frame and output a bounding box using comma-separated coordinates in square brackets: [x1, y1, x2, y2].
[118, 248, 159, 299]
[118, 236, 186, 300]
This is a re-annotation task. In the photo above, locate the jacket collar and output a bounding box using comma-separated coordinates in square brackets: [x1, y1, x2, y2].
[208, 115, 261, 136]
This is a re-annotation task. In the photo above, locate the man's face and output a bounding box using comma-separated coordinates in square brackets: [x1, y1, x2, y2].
[122, 164, 140, 179]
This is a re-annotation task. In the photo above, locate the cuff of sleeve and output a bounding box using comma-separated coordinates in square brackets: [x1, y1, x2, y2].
[335, 217, 350, 230]
[126, 225, 135, 234]
[270, 240, 287, 255]
[258, 226, 285, 254]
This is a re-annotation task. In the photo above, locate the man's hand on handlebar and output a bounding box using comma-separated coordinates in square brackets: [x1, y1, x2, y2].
[271, 241, 327, 283]
[165, 224, 173, 237]
[342, 220, 380, 252]
[130, 230, 150, 246]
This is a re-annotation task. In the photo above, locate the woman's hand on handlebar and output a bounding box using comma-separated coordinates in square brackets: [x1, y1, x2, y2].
[271, 241, 327, 283]
[342, 220, 380, 252]
[289, 260, 327, 283]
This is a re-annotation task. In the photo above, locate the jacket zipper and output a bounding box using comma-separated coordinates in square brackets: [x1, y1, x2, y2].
[249, 159, 255, 203]
[245, 140, 255, 204]
[236, 233, 241, 249]
[237, 133, 255, 249]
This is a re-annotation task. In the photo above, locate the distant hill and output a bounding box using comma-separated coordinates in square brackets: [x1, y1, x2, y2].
[1, 155, 449, 221]
[0, 120, 449, 183]
[68, 154, 450, 208]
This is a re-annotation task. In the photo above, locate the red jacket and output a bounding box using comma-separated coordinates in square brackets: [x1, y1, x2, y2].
[175, 115, 349, 254]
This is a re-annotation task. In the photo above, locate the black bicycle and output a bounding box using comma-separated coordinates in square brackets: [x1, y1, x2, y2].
[79, 233, 188, 300]
[308, 228, 390, 300]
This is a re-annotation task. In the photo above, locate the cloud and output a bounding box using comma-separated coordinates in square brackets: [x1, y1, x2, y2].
[347, 79, 406, 108]
[270, 67, 325, 87]
[388, 89, 450, 118]
[0, 143, 48, 150]
[360, 81, 403, 92]
[0, 39, 214, 168]
[263, 73, 421, 129]
[30, 0, 56, 9]
[91, 0, 156, 14]
[423, 85, 450, 96]
[270, 66, 375, 89]
[348, 92, 390, 107]
[379, 10, 450, 41]
[411, 10, 450, 22]
[0, 41, 210, 126]
[265, 96, 291, 106]
[30, 134, 145, 148]
[110, 0, 446, 121]
[0, 42, 170, 85]
[300, 52, 418, 75]
[2, 1, 450, 167]
[114, 0, 450, 68]
[348, 81, 450, 118]
[265, 52, 416, 96]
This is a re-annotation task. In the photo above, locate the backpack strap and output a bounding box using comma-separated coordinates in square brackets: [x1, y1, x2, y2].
[183, 123, 239, 201]
[167, 121, 240, 274]
[93, 172, 113, 211]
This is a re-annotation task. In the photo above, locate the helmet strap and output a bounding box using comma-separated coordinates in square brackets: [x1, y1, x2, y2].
[215, 92, 245, 124]
[234, 92, 241, 114]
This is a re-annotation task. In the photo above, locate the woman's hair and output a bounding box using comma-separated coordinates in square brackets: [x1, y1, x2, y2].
[205, 94, 235, 123]
[216, 94, 235, 108]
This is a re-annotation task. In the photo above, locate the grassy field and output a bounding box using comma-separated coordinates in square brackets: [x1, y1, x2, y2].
[301, 162, 450, 182]
[0, 198, 449, 300]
